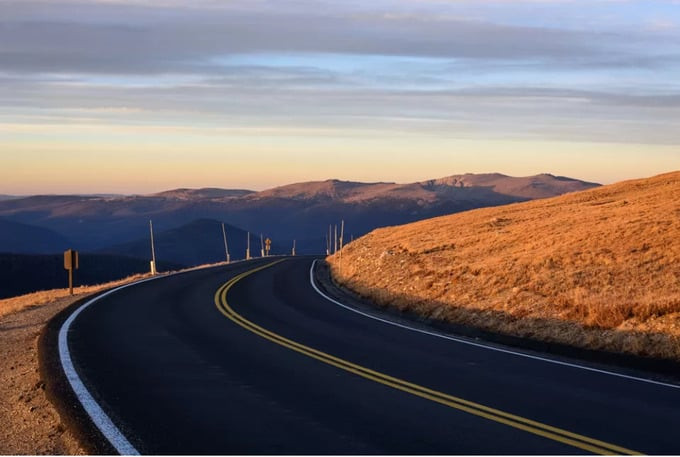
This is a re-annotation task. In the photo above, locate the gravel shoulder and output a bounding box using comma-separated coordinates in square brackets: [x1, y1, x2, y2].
[0, 295, 86, 455]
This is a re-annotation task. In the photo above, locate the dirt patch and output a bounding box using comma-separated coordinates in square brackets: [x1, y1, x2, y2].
[0, 295, 86, 455]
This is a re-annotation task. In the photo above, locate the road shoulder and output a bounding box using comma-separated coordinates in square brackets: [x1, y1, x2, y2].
[0, 295, 87, 455]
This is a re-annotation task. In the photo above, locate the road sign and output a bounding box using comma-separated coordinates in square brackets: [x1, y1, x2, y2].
[64, 249, 79, 295]
[265, 238, 272, 256]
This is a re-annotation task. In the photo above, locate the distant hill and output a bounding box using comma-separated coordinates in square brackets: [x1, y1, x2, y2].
[0, 218, 71, 254]
[0, 253, 184, 299]
[257, 173, 597, 203]
[0, 173, 599, 253]
[100, 219, 283, 267]
[420, 173, 598, 200]
[328, 171, 680, 361]
[0, 195, 18, 201]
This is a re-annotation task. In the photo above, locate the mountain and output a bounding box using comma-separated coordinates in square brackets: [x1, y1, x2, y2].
[0, 173, 599, 253]
[420, 173, 598, 200]
[256, 173, 596, 203]
[0, 218, 71, 254]
[0, 195, 18, 201]
[327, 171, 680, 361]
[0, 253, 183, 299]
[100, 219, 281, 267]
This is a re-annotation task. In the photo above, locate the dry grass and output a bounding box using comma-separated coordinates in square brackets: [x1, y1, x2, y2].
[329, 171, 680, 360]
[0, 273, 151, 320]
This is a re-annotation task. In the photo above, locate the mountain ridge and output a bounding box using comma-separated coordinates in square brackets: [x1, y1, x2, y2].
[0, 172, 600, 253]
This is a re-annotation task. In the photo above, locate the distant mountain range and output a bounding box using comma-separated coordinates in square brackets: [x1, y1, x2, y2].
[0, 173, 599, 265]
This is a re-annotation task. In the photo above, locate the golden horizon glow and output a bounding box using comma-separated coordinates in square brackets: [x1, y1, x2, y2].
[2, 121, 678, 194]
[2, 0, 679, 194]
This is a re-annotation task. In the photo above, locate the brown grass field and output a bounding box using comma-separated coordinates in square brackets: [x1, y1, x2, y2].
[328, 171, 680, 360]
[0, 274, 150, 319]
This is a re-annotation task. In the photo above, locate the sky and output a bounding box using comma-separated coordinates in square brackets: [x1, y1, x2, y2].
[1, 0, 679, 194]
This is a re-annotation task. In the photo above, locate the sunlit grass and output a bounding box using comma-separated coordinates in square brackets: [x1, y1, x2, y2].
[329, 171, 680, 360]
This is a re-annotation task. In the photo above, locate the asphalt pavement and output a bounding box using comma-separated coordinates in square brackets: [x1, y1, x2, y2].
[62, 257, 680, 454]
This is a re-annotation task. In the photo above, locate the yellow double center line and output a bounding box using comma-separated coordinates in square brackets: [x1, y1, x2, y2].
[214, 260, 640, 455]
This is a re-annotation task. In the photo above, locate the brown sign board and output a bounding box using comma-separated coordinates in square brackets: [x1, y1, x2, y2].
[64, 249, 79, 270]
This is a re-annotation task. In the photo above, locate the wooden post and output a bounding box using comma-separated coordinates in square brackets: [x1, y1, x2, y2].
[64, 249, 79, 295]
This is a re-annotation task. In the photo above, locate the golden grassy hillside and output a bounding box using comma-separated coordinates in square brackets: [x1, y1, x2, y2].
[328, 171, 680, 360]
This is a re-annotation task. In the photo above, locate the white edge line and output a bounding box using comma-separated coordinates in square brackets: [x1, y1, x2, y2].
[57, 258, 257, 455]
[58, 279, 149, 455]
[309, 260, 680, 390]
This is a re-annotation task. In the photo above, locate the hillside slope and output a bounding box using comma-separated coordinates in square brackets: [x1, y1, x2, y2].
[328, 171, 680, 360]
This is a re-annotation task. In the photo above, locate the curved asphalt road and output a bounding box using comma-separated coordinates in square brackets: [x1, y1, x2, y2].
[63, 257, 680, 454]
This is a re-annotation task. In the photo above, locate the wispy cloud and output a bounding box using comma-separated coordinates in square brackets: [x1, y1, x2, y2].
[0, 0, 679, 191]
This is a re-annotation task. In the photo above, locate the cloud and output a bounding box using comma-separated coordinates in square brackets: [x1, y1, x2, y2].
[0, 0, 678, 147]
[1, 0, 676, 75]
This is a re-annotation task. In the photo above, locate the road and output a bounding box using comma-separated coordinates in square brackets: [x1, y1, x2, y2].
[61, 257, 680, 454]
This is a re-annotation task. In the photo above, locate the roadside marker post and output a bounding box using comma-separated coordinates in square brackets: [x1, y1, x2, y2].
[246, 232, 251, 260]
[265, 238, 272, 257]
[63, 249, 79, 295]
[221, 223, 230, 264]
[292, 240, 296, 256]
[149, 220, 157, 276]
[340, 220, 345, 251]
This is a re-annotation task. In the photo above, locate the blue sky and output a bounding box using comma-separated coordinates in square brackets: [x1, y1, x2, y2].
[0, 0, 678, 193]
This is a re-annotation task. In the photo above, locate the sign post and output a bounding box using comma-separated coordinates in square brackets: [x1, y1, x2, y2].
[265, 238, 272, 257]
[63, 249, 79, 295]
